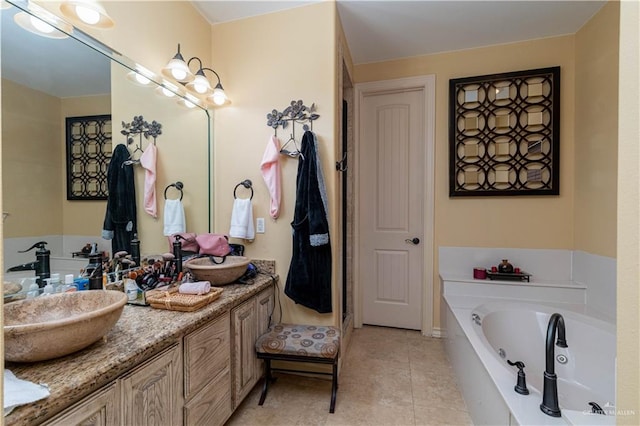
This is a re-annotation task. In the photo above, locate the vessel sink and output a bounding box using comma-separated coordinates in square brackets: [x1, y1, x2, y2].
[4, 290, 127, 363]
[185, 256, 250, 285]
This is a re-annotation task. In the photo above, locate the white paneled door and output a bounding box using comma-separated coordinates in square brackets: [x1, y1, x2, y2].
[359, 87, 427, 330]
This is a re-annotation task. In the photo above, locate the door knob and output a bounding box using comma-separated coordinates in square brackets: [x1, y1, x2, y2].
[405, 237, 420, 245]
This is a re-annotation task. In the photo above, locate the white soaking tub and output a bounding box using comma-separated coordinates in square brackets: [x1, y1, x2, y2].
[445, 299, 616, 425]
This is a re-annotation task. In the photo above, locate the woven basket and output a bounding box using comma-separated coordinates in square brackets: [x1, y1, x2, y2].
[146, 286, 223, 312]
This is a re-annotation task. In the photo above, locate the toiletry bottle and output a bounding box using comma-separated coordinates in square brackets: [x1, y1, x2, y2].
[50, 273, 61, 292]
[63, 274, 76, 292]
[130, 234, 141, 267]
[42, 278, 55, 296]
[26, 278, 40, 298]
[88, 253, 103, 290]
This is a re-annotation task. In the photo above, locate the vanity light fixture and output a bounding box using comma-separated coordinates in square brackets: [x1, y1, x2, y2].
[177, 93, 201, 109]
[155, 80, 181, 99]
[161, 44, 194, 83]
[127, 64, 156, 86]
[60, 0, 114, 29]
[162, 43, 229, 106]
[13, 4, 73, 39]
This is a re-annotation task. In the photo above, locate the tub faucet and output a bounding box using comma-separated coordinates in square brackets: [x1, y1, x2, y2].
[540, 313, 568, 417]
[6, 241, 51, 287]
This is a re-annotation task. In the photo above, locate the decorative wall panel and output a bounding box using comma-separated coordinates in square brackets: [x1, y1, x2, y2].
[449, 67, 560, 197]
[65, 115, 112, 200]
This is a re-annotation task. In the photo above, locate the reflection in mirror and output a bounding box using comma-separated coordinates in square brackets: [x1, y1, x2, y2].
[1, 2, 211, 283]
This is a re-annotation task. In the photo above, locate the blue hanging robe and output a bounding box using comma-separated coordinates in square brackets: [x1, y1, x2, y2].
[285, 130, 332, 313]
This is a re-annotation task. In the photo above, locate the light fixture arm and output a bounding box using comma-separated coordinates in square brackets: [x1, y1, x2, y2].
[200, 67, 222, 86]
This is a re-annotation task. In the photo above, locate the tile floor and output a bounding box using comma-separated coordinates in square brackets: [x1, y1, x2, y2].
[226, 325, 473, 426]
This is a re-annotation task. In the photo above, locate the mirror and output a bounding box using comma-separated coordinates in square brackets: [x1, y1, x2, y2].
[1, 1, 212, 276]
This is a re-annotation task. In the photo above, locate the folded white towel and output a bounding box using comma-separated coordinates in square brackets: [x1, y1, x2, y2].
[179, 281, 211, 295]
[163, 199, 186, 236]
[4, 369, 50, 416]
[229, 198, 255, 240]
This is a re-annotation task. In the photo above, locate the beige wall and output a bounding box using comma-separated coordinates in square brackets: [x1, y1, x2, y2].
[616, 0, 640, 422]
[212, 2, 340, 325]
[60, 94, 111, 236]
[111, 64, 210, 254]
[355, 36, 576, 328]
[574, 1, 619, 258]
[2, 79, 63, 237]
[30, 0, 214, 255]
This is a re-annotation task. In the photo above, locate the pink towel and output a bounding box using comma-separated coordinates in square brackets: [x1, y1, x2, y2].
[140, 144, 157, 218]
[260, 135, 282, 219]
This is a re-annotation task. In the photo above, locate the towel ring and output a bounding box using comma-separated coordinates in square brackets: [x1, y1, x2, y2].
[234, 179, 253, 200]
[164, 181, 184, 201]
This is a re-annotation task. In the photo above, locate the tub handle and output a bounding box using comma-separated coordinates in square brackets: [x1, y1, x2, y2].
[507, 360, 530, 395]
[588, 402, 605, 415]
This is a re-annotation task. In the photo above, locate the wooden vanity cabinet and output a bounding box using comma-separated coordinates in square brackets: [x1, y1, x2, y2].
[43, 344, 182, 426]
[41, 285, 275, 426]
[120, 343, 183, 426]
[183, 312, 232, 426]
[43, 382, 120, 426]
[232, 286, 275, 409]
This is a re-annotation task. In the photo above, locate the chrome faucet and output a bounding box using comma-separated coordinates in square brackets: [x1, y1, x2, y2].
[540, 313, 568, 417]
[6, 241, 51, 287]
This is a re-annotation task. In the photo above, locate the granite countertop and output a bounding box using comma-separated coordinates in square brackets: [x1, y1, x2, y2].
[5, 260, 277, 426]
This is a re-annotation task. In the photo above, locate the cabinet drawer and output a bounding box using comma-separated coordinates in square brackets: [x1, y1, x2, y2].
[43, 382, 119, 426]
[184, 311, 230, 399]
[183, 368, 232, 426]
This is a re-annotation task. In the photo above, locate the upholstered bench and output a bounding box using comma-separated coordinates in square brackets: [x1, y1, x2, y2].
[255, 323, 341, 413]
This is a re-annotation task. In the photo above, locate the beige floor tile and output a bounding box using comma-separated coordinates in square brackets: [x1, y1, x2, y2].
[325, 400, 416, 426]
[413, 405, 472, 426]
[226, 325, 470, 426]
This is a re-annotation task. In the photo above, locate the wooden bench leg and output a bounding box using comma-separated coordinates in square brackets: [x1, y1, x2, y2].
[329, 360, 338, 413]
[258, 358, 272, 406]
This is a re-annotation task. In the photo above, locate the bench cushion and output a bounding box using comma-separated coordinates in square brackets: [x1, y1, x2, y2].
[256, 324, 340, 359]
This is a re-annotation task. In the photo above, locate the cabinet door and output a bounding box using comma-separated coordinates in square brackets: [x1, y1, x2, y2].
[121, 343, 183, 426]
[256, 287, 275, 337]
[184, 312, 230, 400]
[232, 298, 257, 408]
[255, 287, 275, 376]
[43, 383, 119, 426]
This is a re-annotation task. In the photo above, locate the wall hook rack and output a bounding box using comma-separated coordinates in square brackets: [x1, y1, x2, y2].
[266, 100, 319, 135]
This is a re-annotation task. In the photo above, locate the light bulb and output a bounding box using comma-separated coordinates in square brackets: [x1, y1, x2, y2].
[212, 87, 226, 106]
[30, 15, 55, 34]
[171, 68, 187, 81]
[75, 5, 100, 24]
[135, 73, 151, 85]
[192, 75, 210, 94]
[161, 87, 176, 98]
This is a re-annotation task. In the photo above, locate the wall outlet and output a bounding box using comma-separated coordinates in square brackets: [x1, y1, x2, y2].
[256, 217, 265, 233]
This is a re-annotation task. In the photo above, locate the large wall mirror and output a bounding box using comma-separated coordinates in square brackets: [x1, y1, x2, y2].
[1, 1, 212, 277]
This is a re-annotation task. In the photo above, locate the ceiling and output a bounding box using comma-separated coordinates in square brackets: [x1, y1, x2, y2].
[192, 0, 607, 64]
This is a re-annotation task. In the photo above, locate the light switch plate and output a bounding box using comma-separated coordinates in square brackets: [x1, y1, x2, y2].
[256, 217, 265, 233]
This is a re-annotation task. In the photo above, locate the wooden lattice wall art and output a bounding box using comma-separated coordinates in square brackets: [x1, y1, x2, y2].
[65, 115, 112, 200]
[449, 67, 560, 197]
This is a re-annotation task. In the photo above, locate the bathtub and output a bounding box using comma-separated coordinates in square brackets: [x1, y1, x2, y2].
[445, 299, 616, 425]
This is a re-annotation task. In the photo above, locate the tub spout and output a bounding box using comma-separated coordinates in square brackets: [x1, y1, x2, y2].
[540, 313, 567, 417]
